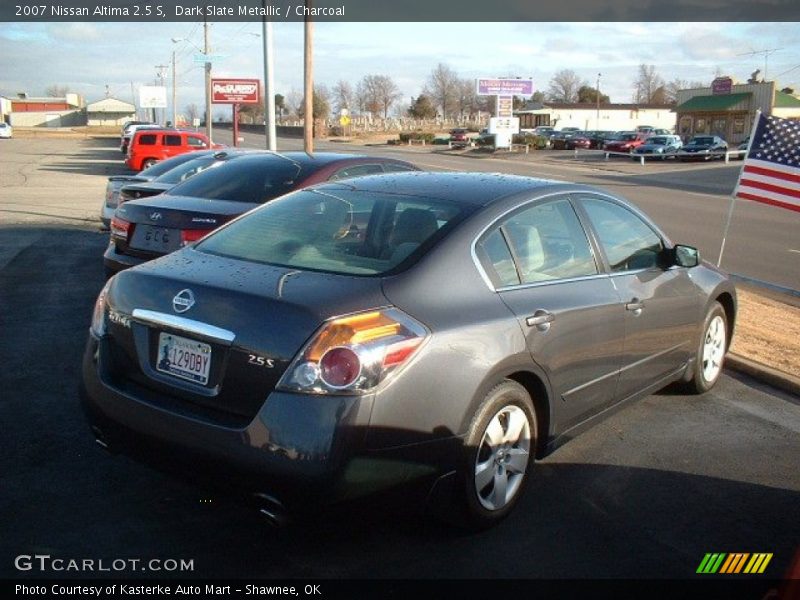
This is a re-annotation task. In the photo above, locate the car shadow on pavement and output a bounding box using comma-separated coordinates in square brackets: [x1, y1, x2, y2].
[35, 136, 133, 177]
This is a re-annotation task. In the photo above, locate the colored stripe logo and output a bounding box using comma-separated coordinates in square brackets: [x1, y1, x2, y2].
[697, 553, 773, 574]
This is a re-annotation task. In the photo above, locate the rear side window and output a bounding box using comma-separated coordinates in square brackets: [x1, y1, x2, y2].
[382, 163, 417, 173]
[329, 164, 384, 180]
[138, 134, 157, 145]
[187, 136, 207, 147]
[477, 197, 597, 286]
[579, 197, 663, 272]
[164, 134, 182, 146]
[197, 189, 467, 276]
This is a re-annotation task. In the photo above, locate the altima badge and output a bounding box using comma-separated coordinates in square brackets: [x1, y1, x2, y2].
[172, 289, 195, 313]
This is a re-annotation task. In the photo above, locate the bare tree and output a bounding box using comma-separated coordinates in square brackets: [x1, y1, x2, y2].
[456, 78, 479, 118]
[332, 80, 354, 114]
[45, 84, 70, 97]
[184, 103, 199, 123]
[369, 75, 402, 119]
[357, 76, 382, 117]
[633, 64, 665, 104]
[547, 70, 585, 103]
[424, 63, 459, 118]
[286, 88, 304, 118]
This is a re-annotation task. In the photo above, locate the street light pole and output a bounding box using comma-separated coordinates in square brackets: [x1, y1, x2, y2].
[262, 14, 277, 151]
[303, 0, 313, 154]
[204, 16, 213, 143]
[171, 49, 177, 126]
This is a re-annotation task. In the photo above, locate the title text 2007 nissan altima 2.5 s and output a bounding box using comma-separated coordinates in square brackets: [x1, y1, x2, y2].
[81, 172, 736, 529]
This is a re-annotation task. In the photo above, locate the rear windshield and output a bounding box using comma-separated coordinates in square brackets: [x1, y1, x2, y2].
[154, 156, 224, 184]
[166, 155, 300, 202]
[196, 188, 468, 276]
[139, 152, 206, 178]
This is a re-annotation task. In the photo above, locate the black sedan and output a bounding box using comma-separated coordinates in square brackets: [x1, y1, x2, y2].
[104, 152, 419, 276]
[677, 135, 728, 161]
[83, 173, 736, 529]
[117, 149, 248, 204]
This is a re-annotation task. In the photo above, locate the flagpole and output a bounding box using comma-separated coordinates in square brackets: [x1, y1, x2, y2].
[717, 109, 761, 267]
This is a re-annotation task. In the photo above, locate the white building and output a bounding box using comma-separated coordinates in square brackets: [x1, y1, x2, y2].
[514, 101, 676, 132]
[86, 98, 136, 126]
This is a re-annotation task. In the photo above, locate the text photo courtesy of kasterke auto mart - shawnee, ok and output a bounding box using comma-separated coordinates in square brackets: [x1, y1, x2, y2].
[1, 1, 799, 598]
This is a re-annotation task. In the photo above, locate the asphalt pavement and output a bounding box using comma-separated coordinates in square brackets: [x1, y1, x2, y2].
[1, 136, 798, 582]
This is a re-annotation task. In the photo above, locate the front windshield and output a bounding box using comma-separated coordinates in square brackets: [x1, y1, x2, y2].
[196, 188, 469, 276]
[620, 133, 638, 141]
[691, 137, 714, 145]
[648, 137, 668, 145]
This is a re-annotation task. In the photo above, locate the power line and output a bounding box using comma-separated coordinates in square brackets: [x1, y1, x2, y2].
[736, 47, 783, 81]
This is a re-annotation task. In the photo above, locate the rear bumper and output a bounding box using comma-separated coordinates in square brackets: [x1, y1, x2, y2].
[80, 333, 446, 507]
[103, 241, 147, 274]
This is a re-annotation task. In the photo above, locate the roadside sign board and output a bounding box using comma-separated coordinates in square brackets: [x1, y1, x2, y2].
[497, 96, 513, 118]
[712, 77, 733, 95]
[488, 117, 520, 134]
[194, 53, 226, 64]
[211, 79, 260, 104]
[139, 86, 167, 108]
[477, 78, 533, 96]
[339, 115, 351, 126]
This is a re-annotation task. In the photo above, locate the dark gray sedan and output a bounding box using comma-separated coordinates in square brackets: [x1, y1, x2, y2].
[81, 173, 736, 529]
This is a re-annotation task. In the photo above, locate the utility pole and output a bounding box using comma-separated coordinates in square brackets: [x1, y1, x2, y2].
[171, 50, 177, 126]
[262, 11, 277, 151]
[303, 0, 313, 154]
[204, 16, 213, 142]
[737, 48, 783, 81]
[596, 73, 601, 130]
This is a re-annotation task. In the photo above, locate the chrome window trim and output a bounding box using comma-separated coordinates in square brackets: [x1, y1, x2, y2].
[495, 272, 611, 293]
[470, 189, 608, 292]
[131, 309, 236, 345]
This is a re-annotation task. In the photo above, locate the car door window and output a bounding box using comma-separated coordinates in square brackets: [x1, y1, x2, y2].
[580, 197, 664, 272]
[329, 164, 384, 180]
[476, 229, 520, 287]
[164, 134, 182, 146]
[381, 163, 417, 173]
[186, 136, 207, 147]
[477, 197, 598, 286]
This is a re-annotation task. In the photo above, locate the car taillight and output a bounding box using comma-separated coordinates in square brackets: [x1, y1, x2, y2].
[110, 216, 131, 240]
[90, 279, 112, 337]
[180, 229, 208, 246]
[277, 308, 429, 395]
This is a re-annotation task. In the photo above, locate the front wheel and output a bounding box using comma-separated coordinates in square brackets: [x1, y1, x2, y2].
[684, 301, 728, 394]
[449, 380, 537, 529]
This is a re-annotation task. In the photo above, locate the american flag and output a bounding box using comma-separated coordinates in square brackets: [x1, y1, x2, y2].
[735, 113, 800, 213]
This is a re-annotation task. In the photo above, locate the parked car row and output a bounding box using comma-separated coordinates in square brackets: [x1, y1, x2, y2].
[86, 140, 736, 530]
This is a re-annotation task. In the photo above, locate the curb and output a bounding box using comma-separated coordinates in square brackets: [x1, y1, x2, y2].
[725, 353, 800, 397]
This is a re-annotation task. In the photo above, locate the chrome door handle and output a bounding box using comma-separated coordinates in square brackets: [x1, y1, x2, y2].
[526, 310, 554, 331]
[625, 299, 644, 313]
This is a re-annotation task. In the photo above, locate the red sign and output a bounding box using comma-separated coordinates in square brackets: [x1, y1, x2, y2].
[211, 79, 260, 104]
[712, 77, 732, 95]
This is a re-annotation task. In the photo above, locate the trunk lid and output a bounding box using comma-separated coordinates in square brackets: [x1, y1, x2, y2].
[102, 249, 388, 425]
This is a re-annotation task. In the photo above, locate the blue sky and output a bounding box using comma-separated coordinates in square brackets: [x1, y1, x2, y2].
[1, 21, 799, 117]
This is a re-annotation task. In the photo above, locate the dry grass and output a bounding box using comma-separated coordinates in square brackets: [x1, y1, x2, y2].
[730, 288, 800, 378]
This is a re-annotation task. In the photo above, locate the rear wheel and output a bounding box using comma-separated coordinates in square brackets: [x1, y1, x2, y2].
[684, 301, 727, 394]
[448, 380, 536, 530]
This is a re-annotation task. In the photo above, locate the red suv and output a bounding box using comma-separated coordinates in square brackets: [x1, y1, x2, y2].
[125, 129, 218, 171]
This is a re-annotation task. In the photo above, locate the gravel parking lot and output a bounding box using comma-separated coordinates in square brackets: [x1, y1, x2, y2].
[1, 137, 798, 584]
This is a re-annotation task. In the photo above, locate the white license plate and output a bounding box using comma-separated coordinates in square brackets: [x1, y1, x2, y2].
[156, 333, 211, 385]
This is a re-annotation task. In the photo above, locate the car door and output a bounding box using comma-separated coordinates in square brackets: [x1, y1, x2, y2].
[474, 195, 624, 431]
[574, 194, 700, 402]
[162, 133, 183, 159]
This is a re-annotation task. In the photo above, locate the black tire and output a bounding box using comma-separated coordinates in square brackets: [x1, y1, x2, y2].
[447, 380, 537, 530]
[683, 301, 728, 394]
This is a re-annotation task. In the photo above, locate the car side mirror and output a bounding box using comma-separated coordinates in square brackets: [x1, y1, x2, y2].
[668, 244, 699, 268]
